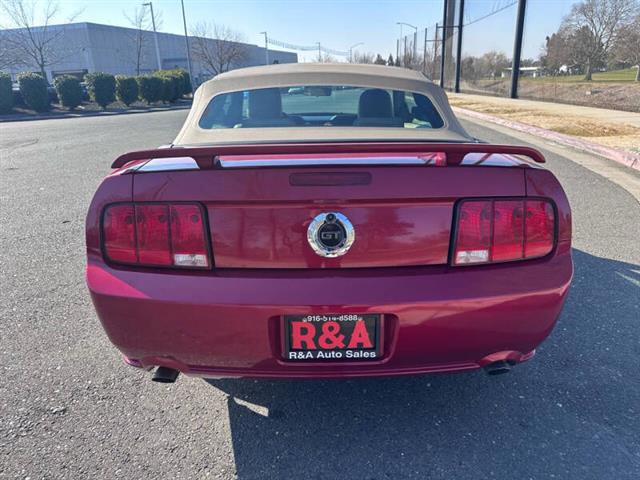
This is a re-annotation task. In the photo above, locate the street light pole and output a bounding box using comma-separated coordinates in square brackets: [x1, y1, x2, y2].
[180, 0, 194, 86]
[349, 42, 364, 63]
[396, 22, 417, 66]
[423, 27, 428, 73]
[142, 2, 162, 71]
[260, 32, 269, 65]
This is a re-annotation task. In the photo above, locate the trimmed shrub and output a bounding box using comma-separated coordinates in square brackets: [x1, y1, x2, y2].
[155, 70, 183, 102]
[0, 72, 12, 113]
[136, 75, 163, 104]
[84, 72, 116, 109]
[17, 73, 50, 112]
[158, 77, 173, 103]
[155, 69, 191, 98]
[176, 69, 192, 95]
[115, 75, 138, 106]
[53, 75, 83, 110]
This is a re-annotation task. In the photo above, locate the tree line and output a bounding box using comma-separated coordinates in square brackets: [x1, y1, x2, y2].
[542, 0, 639, 80]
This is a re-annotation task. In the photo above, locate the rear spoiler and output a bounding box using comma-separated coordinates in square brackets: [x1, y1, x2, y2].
[112, 142, 545, 169]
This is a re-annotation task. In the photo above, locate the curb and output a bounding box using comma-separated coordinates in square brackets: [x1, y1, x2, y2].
[0, 103, 192, 123]
[453, 106, 640, 171]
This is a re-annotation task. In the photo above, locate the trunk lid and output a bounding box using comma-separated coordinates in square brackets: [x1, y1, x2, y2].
[131, 153, 527, 268]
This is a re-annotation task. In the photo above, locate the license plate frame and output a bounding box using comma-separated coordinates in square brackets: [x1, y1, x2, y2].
[283, 314, 382, 361]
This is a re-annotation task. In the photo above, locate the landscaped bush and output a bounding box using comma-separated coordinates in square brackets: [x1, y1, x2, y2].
[115, 75, 138, 106]
[53, 75, 83, 110]
[17, 73, 50, 112]
[159, 77, 174, 103]
[154, 70, 184, 102]
[136, 75, 163, 104]
[0, 72, 12, 114]
[176, 69, 192, 96]
[84, 72, 116, 109]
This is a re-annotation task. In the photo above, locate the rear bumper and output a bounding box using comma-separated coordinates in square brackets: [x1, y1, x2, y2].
[87, 252, 572, 378]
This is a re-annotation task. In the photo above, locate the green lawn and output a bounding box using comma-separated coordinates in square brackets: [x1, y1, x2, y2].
[524, 68, 638, 83]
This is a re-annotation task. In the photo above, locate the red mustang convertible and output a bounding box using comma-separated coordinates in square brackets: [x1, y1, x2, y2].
[86, 64, 572, 382]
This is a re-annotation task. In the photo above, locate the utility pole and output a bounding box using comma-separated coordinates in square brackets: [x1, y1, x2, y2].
[397, 22, 417, 67]
[317, 42, 321, 62]
[440, 0, 448, 87]
[454, 0, 465, 92]
[260, 31, 269, 65]
[349, 42, 364, 63]
[434, 23, 439, 79]
[423, 27, 428, 73]
[510, 0, 527, 99]
[180, 0, 194, 86]
[142, 2, 162, 71]
[404, 36, 407, 66]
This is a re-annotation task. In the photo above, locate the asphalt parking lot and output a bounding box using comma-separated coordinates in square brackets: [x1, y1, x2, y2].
[1, 110, 639, 479]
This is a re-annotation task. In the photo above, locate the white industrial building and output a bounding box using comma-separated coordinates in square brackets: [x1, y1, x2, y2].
[0, 22, 297, 85]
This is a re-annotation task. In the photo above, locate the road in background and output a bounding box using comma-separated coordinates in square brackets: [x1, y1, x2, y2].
[1, 111, 639, 479]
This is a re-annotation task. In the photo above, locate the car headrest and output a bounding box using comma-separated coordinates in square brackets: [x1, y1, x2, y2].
[358, 88, 393, 118]
[249, 88, 283, 120]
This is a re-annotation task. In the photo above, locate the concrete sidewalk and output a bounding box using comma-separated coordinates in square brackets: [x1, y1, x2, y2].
[449, 93, 640, 128]
[448, 92, 640, 170]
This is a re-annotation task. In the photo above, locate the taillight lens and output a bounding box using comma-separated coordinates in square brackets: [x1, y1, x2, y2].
[454, 201, 491, 265]
[453, 198, 554, 266]
[102, 203, 210, 269]
[524, 200, 555, 258]
[170, 204, 209, 267]
[103, 204, 136, 263]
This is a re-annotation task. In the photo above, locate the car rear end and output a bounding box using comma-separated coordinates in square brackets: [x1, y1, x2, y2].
[86, 143, 572, 379]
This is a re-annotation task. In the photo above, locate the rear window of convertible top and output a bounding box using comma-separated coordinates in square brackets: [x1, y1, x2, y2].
[198, 85, 445, 129]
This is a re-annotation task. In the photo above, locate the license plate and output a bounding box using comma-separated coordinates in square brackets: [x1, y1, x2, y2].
[284, 314, 381, 361]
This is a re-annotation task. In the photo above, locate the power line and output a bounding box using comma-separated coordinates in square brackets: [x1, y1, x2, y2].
[463, 0, 518, 28]
[266, 37, 348, 56]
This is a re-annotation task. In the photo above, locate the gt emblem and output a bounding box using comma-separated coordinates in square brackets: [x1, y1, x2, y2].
[307, 212, 355, 258]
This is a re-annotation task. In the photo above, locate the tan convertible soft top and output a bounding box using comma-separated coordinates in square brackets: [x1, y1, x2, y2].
[174, 63, 473, 146]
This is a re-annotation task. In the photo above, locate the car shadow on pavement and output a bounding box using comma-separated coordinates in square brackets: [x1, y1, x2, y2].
[206, 249, 640, 480]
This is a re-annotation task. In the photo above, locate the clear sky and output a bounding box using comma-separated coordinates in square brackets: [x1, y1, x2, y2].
[15, 0, 577, 61]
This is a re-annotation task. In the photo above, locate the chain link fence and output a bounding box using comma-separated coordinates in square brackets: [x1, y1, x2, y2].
[439, 0, 640, 112]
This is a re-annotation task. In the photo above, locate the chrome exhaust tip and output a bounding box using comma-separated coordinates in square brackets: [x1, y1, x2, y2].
[152, 366, 180, 383]
[484, 360, 512, 376]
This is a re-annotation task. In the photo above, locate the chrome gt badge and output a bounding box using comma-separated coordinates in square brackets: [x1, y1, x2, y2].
[307, 212, 355, 258]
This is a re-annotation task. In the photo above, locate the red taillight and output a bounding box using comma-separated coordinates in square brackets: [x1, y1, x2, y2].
[454, 201, 492, 265]
[102, 203, 210, 269]
[524, 200, 555, 258]
[453, 198, 555, 266]
[136, 204, 171, 265]
[103, 204, 136, 263]
[170, 204, 209, 267]
[492, 200, 524, 262]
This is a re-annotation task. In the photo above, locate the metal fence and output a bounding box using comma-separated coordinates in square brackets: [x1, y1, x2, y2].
[437, 0, 640, 112]
[440, 0, 525, 98]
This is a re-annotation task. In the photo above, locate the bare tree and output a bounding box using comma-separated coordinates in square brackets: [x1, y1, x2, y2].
[124, 6, 152, 75]
[350, 51, 375, 64]
[190, 23, 248, 76]
[614, 13, 640, 80]
[315, 53, 336, 63]
[374, 54, 386, 65]
[0, 0, 82, 79]
[561, 0, 638, 80]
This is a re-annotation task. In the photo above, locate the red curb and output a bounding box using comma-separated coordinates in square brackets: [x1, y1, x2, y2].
[453, 106, 640, 171]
